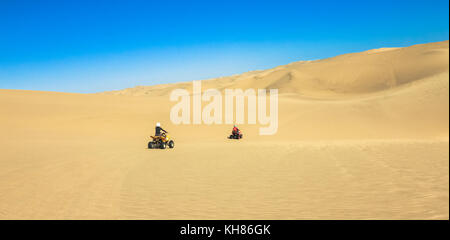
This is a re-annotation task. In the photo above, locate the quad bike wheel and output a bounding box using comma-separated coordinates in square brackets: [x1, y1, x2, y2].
[229, 134, 243, 139]
[148, 142, 154, 149]
[168, 140, 175, 148]
[160, 142, 166, 149]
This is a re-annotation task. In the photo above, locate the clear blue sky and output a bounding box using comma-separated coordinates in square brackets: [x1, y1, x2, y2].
[0, 0, 448, 93]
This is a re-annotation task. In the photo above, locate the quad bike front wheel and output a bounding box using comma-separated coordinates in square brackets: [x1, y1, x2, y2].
[168, 140, 175, 148]
[160, 142, 166, 149]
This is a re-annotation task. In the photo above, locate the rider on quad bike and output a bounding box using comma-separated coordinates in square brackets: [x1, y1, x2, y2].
[148, 122, 174, 149]
[229, 125, 243, 139]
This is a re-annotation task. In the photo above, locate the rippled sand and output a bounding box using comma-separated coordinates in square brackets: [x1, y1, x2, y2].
[0, 138, 447, 219]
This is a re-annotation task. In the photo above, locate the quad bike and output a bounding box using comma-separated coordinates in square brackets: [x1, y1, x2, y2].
[148, 133, 175, 149]
[228, 130, 243, 139]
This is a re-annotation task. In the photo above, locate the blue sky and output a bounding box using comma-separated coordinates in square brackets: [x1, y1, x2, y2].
[0, 0, 448, 93]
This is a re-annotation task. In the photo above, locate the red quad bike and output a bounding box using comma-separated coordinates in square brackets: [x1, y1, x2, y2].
[228, 130, 243, 139]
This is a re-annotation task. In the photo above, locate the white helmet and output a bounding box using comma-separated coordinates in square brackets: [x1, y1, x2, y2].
[156, 122, 161, 127]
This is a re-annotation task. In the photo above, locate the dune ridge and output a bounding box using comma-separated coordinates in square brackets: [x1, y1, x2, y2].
[102, 40, 449, 99]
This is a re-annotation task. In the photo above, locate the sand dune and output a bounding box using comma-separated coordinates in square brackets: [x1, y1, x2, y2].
[0, 41, 448, 219]
[103, 40, 449, 98]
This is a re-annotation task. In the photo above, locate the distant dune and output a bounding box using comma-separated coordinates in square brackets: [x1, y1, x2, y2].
[102, 40, 449, 99]
[99, 40, 449, 140]
[0, 41, 448, 219]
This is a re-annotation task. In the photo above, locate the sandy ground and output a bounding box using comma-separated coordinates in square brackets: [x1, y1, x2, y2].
[0, 41, 448, 219]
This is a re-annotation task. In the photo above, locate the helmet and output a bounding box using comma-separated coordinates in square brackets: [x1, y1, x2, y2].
[156, 122, 161, 127]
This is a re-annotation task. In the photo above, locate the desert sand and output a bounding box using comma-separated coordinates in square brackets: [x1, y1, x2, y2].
[0, 40, 448, 219]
